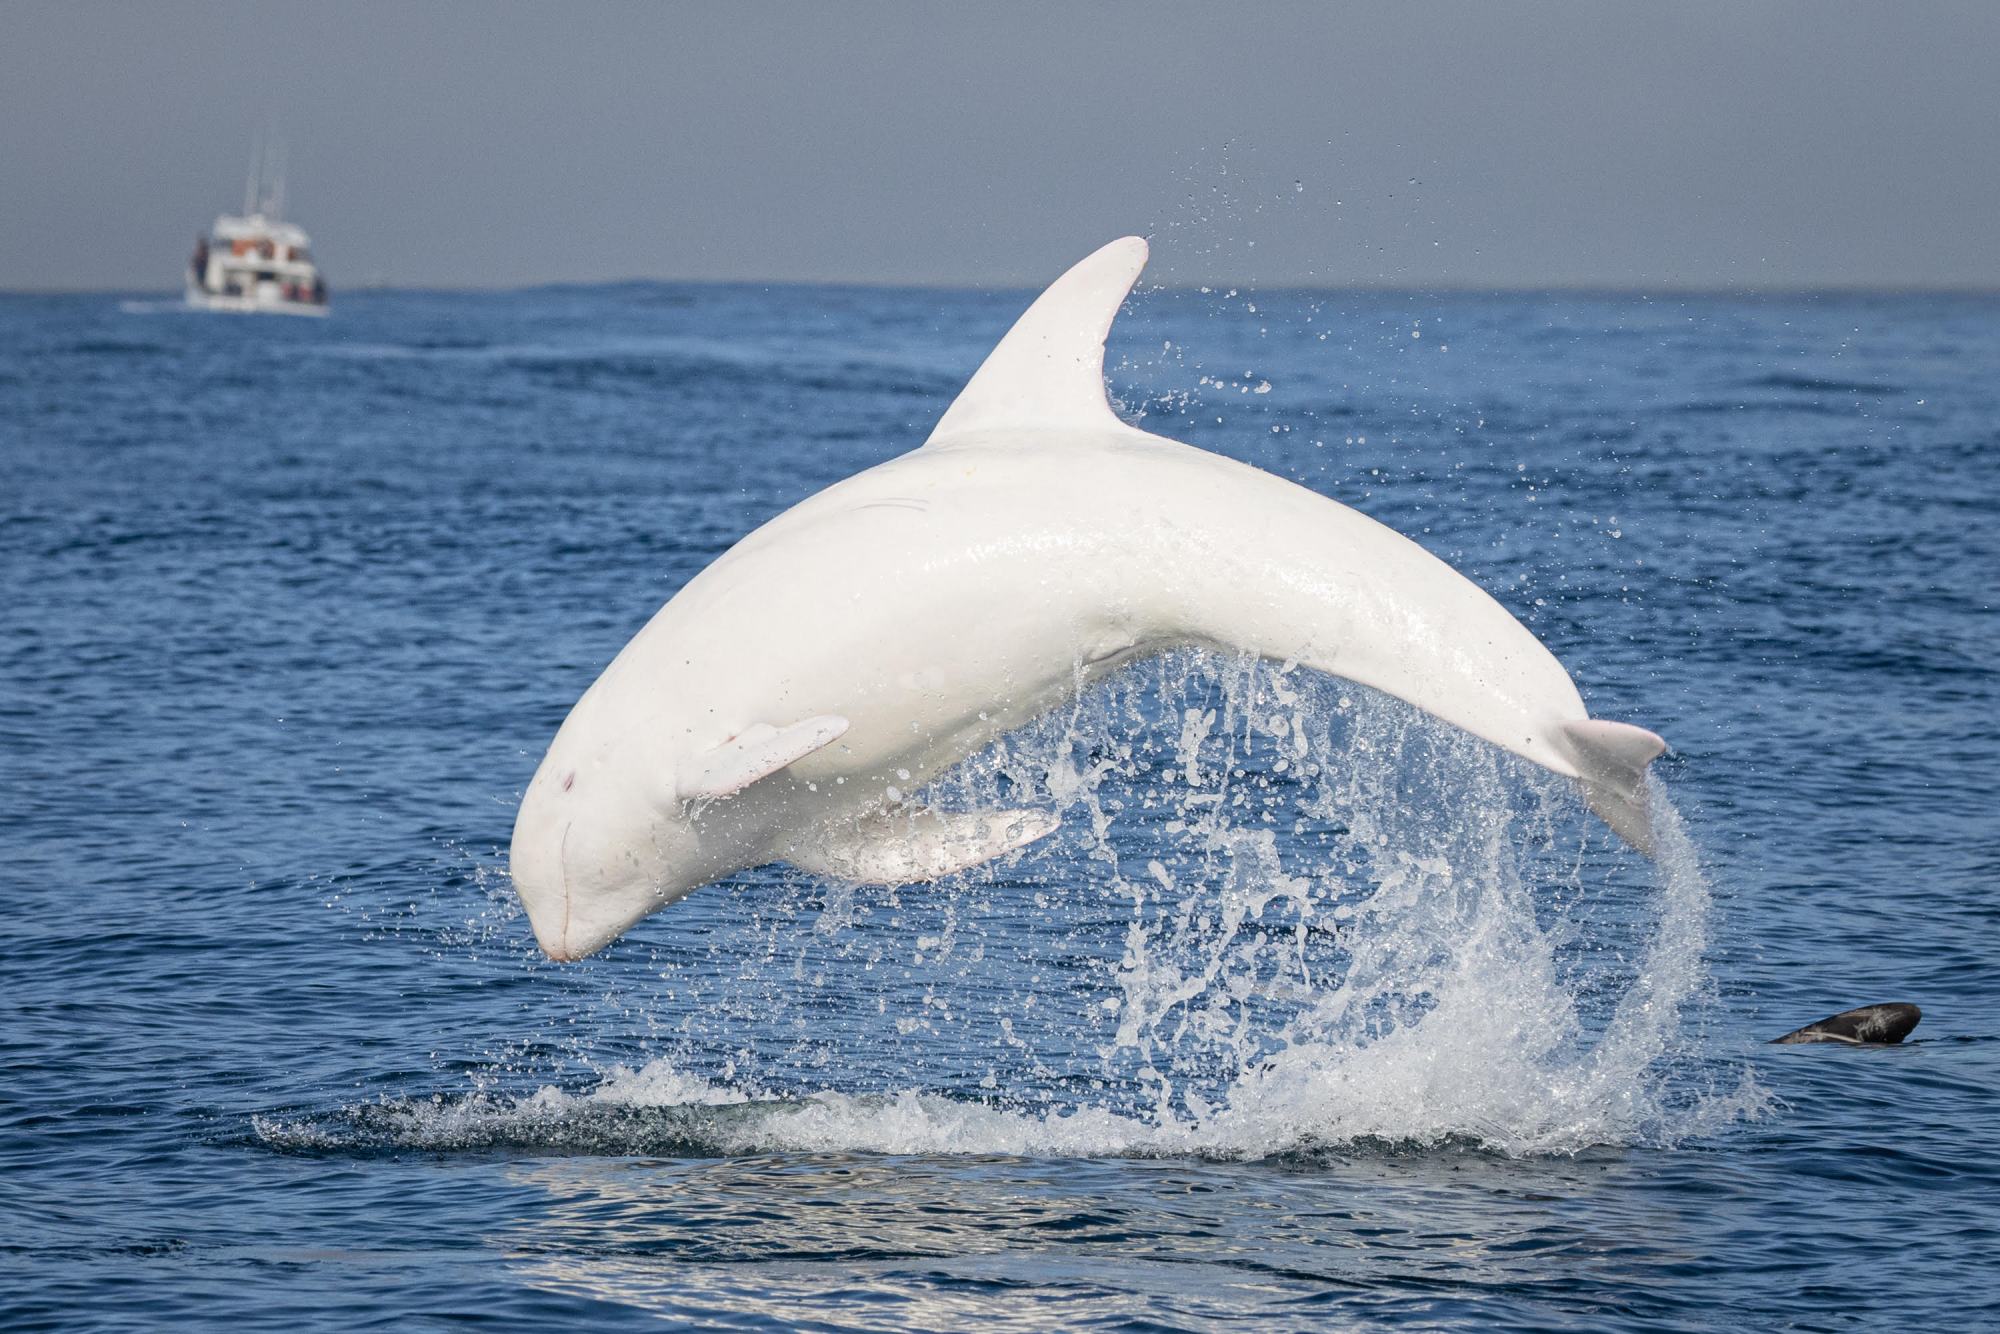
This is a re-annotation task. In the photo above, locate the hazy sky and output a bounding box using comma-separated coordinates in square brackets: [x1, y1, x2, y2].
[4, 1, 1997, 290]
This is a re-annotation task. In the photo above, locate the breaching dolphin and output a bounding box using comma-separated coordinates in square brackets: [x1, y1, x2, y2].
[510, 236, 1666, 960]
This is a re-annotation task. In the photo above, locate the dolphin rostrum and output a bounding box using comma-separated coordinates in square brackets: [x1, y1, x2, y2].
[510, 236, 1667, 960]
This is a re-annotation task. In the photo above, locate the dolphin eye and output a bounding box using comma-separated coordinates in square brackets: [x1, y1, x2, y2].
[561, 771, 576, 792]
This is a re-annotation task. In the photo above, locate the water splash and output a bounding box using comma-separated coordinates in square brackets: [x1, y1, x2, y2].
[273, 653, 1765, 1160]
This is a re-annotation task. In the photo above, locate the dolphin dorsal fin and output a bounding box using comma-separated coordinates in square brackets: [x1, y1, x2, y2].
[925, 236, 1148, 445]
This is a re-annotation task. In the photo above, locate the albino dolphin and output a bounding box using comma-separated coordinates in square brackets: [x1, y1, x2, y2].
[510, 237, 1665, 961]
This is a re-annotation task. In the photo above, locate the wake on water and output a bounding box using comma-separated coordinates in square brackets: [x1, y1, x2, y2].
[261, 653, 1766, 1161]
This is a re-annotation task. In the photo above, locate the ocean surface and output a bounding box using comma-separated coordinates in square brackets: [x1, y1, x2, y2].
[3, 274, 1996, 1331]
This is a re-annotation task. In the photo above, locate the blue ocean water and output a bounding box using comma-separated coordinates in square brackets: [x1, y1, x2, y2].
[2, 276, 1996, 1330]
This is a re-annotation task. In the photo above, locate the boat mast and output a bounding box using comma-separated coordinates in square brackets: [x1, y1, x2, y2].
[242, 126, 262, 216]
[266, 134, 287, 222]
[241, 125, 287, 220]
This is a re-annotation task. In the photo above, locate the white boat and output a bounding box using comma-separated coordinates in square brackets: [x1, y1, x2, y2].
[186, 135, 328, 316]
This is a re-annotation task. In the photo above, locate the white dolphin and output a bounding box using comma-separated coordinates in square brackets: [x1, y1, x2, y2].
[510, 237, 1665, 961]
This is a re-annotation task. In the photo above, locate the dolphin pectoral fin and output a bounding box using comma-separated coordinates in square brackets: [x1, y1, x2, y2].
[787, 807, 1061, 885]
[683, 715, 850, 801]
[1555, 719, 1668, 857]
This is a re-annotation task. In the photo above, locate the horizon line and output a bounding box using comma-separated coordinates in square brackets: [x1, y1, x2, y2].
[7, 276, 2000, 299]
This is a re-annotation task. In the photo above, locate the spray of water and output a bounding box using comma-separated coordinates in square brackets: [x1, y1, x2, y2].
[267, 653, 1765, 1160]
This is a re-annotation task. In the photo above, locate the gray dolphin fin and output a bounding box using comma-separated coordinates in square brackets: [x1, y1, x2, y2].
[784, 807, 1060, 884]
[924, 236, 1149, 445]
[683, 715, 849, 801]
[1771, 1002, 1921, 1045]
[1555, 719, 1668, 856]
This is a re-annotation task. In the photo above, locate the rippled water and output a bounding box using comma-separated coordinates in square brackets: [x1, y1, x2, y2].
[4, 279, 1996, 1329]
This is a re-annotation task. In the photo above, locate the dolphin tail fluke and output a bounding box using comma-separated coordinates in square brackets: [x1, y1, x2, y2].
[1555, 719, 1668, 857]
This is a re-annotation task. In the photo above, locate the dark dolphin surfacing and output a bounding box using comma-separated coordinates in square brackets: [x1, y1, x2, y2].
[1771, 1003, 1921, 1045]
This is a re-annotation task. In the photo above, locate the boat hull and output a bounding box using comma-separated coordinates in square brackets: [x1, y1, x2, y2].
[183, 288, 328, 317]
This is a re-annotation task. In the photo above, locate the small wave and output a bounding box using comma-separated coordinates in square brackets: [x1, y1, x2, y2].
[1672, 398, 1861, 418]
[1742, 372, 1901, 396]
[309, 336, 954, 400]
[59, 338, 168, 356]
